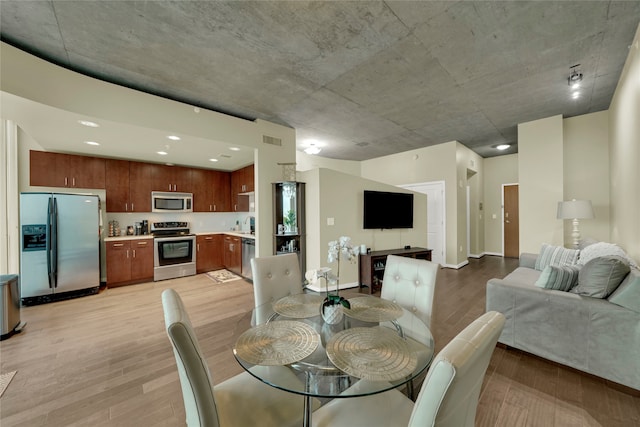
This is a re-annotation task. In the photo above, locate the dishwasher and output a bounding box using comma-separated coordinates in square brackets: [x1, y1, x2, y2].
[241, 237, 255, 281]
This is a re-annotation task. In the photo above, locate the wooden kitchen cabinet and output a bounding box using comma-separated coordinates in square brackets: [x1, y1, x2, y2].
[192, 169, 231, 212]
[196, 234, 224, 273]
[105, 160, 152, 212]
[30, 150, 105, 189]
[223, 235, 242, 275]
[106, 239, 154, 287]
[231, 164, 254, 211]
[150, 164, 192, 192]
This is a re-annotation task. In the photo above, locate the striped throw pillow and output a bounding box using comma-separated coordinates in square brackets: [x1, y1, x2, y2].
[535, 244, 579, 271]
[535, 264, 581, 291]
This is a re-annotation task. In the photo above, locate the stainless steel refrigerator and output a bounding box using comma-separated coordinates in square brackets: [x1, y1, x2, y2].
[20, 192, 101, 305]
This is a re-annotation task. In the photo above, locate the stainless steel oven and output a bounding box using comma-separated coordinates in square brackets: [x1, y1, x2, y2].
[152, 222, 196, 281]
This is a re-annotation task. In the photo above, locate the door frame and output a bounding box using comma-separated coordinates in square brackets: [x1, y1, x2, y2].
[399, 181, 446, 266]
[502, 183, 519, 257]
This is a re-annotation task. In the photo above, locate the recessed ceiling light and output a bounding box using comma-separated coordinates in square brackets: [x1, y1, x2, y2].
[167, 135, 181, 141]
[496, 144, 510, 151]
[229, 147, 240, 151]
[78, 120, 99, 128]
[157, 151, 168, 156]
[571, 82, 580, 90]
[572, 92, 580, 99]
[209, 158, 219, 162]
[84, 141, 100, 146]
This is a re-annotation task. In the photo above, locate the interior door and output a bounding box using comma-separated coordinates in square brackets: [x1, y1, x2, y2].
[503, 184, 520, 258]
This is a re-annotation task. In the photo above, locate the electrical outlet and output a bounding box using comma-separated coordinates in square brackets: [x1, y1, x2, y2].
[327, 217, 334, 226]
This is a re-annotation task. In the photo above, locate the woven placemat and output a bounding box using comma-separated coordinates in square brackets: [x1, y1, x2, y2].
[326, 326, 417, 381]
[344, 297, 404, 322]
[273, 294, 324, 318]
[235, 320, 319, 365]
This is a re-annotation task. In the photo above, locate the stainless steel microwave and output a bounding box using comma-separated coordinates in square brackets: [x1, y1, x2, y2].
[152, 192, 193, 213]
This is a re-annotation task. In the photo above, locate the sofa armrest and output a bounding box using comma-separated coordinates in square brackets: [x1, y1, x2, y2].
[519, 253, 538, 269]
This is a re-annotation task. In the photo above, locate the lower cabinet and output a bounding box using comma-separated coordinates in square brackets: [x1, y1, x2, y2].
[196, 234, 224, 273]
[106, 239, 154, 287]
[224, 235, 242, 275]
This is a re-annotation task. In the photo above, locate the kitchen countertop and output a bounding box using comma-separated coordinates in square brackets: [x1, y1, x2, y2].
[104, 235, 154, 242]
[105, 232, 255, 241]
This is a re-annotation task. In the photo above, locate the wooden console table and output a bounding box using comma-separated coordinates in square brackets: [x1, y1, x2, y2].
[359, 247, 432, 294]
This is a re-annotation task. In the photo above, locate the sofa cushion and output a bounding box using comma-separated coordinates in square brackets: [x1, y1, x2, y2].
[608, 268, 640, 312]
[534, 244, 579, 271]
[571, 256, 630, 298]
[535, 264, 581, 291]
[577, 242, 638, 268]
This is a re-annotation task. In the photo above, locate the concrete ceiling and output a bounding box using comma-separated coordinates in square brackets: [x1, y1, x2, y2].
[1, 1, 639, 164]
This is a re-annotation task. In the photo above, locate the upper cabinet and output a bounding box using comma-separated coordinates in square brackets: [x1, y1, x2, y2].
[150, 164, 192, 192]
[192, 169, 231, 212]
[30, 150, 253, 214]
[30, 150, 105, 189]
[105, 160, 152, 212]
[231, 164, 254, 212]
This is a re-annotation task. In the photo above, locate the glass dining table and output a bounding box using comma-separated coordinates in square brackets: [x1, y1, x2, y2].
[232, 293, 435, 427]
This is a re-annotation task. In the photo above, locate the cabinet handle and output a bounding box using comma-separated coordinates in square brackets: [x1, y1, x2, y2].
[131, 203, 134, 211]
[197, 243, 200, 252]
[173, 184, 177, 191]
[72, 177, 76, 187]
[64, 177, 68, 186]
[113, 243, 124, 247]
[125, 203, 128, 212]
[133, 249, 136, 258]
[205, 236, 213, 240]
[126, 250, 129, 258]
[169, 184, 172, 191]
[213, 204, 217, 212]
[234, 204, 237, 211]
[137, 241, 147, 246]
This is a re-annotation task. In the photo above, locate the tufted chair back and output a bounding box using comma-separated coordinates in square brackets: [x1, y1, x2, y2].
[381, 255, 439, 330]
[251, 253, 303, 307]
[162, 288, 220, 427]
[409, 311, 505, 427]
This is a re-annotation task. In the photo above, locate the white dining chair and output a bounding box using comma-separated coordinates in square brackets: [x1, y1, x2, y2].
[251, 253, 303, 307]
[381, 254, 439, 330]
[311, 311, 506, 427]
[161, 288, 312, 427]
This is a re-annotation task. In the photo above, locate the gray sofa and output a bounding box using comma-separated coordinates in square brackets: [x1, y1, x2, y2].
[486, 252, 640, 390]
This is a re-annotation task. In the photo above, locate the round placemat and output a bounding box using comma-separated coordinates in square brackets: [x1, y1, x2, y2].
[235, 320, 320, 366]
[344, 297, 404, 322]
[273, 294, 324, 318]
[326, 326, 417, 381]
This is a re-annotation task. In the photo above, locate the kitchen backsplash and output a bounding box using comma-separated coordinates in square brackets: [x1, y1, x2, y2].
[105, 212, 254, 234]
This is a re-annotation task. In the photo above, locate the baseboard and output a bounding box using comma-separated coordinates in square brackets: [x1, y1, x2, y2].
[484, 251, 503, 257]
[442, 260, 469, 269]
[304, 281, 359, 293]
[468, 252, 485, 259]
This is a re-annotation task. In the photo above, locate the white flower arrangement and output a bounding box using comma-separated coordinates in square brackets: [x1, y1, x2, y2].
[327, 236, 360, 286]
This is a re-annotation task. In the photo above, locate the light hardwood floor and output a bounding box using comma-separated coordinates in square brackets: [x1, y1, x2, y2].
[1, 256, 638, 426]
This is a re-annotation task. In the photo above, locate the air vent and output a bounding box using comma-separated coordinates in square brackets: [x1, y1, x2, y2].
[263, 135, 282, 146]
[355, 142, 369, 147]
[219, 154, 232, 159]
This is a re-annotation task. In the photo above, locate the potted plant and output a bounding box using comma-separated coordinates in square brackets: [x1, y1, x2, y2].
[283, 210, 296, 232]
[321, 236, 360, 324]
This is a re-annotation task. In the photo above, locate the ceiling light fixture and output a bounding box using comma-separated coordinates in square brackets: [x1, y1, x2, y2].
[157, 151, 168, 156]
[568, 64, 583, 86]
[229, 147, 240, 151]
[78, 120, 99, 127]
[304, 141, 322, 155]
[209, 158, 218, 162]
[496, 144, 510, 151]
[572, 92, 580, 99]
[84, 141, 100, 146]
[167, 135, 181, 141]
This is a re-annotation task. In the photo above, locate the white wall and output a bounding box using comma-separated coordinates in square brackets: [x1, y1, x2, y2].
[483, 154, 519, 255]
[518, 115, 564, 252]
[298, 168, 428, 285]
[0, 42, 298, 261]
[296, 150, 361, 177]
[563, 111, 610, 244]
[360, 142, 461, 266]
[609, 24, 640, 261]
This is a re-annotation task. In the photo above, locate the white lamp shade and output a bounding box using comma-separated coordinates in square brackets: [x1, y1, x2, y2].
[557, 200, 594, 219]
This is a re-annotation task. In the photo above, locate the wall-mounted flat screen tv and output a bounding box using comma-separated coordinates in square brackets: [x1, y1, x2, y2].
[363, 190, 414, 229]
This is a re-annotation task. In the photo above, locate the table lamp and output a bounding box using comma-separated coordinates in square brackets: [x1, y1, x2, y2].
[557, 199, 594, 248]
